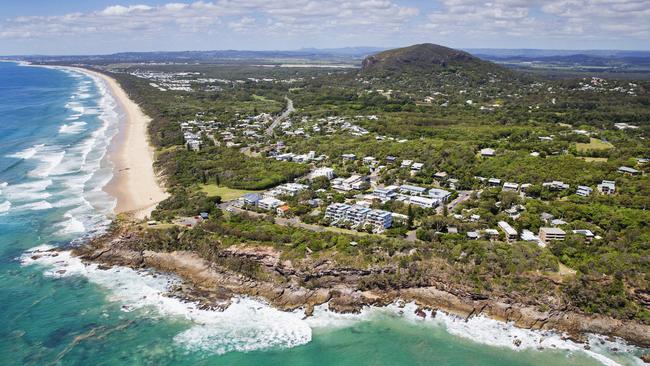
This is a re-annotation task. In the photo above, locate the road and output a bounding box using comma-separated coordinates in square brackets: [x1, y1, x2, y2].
[265, 96, 294, 136]
[437, 190, 473, 214]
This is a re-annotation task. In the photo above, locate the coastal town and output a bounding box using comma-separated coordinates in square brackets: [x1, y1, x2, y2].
[4, 0, 650, 364]
[171, 98, 647, 252]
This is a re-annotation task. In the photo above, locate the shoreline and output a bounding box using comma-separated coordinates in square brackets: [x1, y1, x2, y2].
[73, 67, 168, 219]
[67, 225, 650, 353]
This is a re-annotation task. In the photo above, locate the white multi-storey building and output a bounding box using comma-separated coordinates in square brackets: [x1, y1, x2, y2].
[366, 210, 393, 230]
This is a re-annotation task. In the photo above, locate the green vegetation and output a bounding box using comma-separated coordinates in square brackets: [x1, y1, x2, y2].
[576, 137, 614, 153]
[99, 44, 649, 325]
[200, 184, 260, 201]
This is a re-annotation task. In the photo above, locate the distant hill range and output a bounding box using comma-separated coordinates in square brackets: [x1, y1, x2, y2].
[5, 47, 384, 65]
[5, 45, 650, 74]
[469, 48, 650, 72]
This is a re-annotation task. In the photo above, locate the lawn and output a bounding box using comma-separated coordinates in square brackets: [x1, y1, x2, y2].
[576, 138, 614, 152]
[200, 184, 261, 201]
[578, 156, 608, 163]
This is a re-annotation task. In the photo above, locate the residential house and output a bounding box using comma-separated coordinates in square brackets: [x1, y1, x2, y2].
[277, 183, 309, 196]
[411, 162, 424, 171]
[276, 205, 290, 216]
[576, 185, 593, 197]
[488, 178, 501, 187]
[572, 229, 595, 242]
[341, 153, 356, 161]
[434, 171, 448, 180]
[551, 218, 567, 226]
[401, 159, 413, 168]
[345, 205, 372, 227]
[597, 180, 616, 194]
[310, 167, 335, 180]
[332, 175, 367, 191]
[480, 148, 496, 157]
[484, 228, 500, 241]
[239, 193, 261, 207]
[404, 195, 438, 208]
[363, 156, 377, 166]
[618, 166, 639, 175]
[324, 203, 351, 223]
[373, 185, 399, 200]
[503, 182, 519, 192]
[428, 188, 451, 203]
[541, 212, 554, 223]
[520, 230, 541, 244]
[539, 227, 566, 244]
[400, 184, 427, 196]
[258, 197, 285, 211]
[366, 209, 393, 230]
[543, 181, 570, 190]
[498, 221, 518, 242]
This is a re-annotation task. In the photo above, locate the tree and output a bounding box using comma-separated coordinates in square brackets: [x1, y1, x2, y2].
[407, 205, 414, 228]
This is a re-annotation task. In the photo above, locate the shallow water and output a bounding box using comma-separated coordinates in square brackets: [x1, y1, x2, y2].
[0, 61, 645, 365]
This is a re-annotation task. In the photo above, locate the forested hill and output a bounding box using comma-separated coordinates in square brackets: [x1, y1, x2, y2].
[358, 43, 521, 90]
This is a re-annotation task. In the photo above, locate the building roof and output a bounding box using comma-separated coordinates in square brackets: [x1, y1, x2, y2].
[540, 227, 566, 235]
[242, 193, 261, 201]
[428, 188, 451, 198]
[618, 166, 639, 174]
[498, 221, 517, 236]
[400, 184, 427, 193]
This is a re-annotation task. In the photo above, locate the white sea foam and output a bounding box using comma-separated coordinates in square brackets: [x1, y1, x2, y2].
[56, 213, 86, 235]
[14, 200, 53, 211]
[21, 249, 313, 355]
[20, 246, 644, 365]
[0, 200, 11, 214]
[2, 179, 52, 201]
[65, 101, 85, 115]
[59, 121, 87, 134]
[29, 150, 65, 178]
[8, 144, 45, 159]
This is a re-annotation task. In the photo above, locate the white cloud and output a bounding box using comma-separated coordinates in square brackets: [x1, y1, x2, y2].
[0, 0, 648, 52]
[99, 5, 153, 16]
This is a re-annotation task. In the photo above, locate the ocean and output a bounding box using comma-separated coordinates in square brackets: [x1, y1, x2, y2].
[0, 60, 644, 365]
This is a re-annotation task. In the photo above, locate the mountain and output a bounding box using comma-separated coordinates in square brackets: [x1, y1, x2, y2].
[360, 43, 507, 76]
[358, 43, 517, 91]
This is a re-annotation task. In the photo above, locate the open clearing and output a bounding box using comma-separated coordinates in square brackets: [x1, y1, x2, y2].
[578, 156, 608, 162]
[200, 184, 260, 201]
[576, 138, 614, 152]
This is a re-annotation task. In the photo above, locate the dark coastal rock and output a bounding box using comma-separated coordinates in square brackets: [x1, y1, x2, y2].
[640, 354, 650, 363]
[75, 225, 650, 349]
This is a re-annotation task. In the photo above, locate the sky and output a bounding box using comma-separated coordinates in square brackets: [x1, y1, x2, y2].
[1, 0, 649, 55]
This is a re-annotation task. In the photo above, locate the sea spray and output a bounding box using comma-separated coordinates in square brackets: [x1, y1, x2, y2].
[20, 246, 644, 365]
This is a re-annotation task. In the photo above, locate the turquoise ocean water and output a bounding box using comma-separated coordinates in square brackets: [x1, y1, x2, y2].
[0, 61, 645, 365]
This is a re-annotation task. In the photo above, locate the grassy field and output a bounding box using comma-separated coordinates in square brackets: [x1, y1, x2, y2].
[200, 184, 261, 201]
[578, 156, 608, 163]
[576, 138, 614, 152]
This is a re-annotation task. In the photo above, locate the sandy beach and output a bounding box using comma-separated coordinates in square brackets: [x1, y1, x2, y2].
[77, 68, 168, 219]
